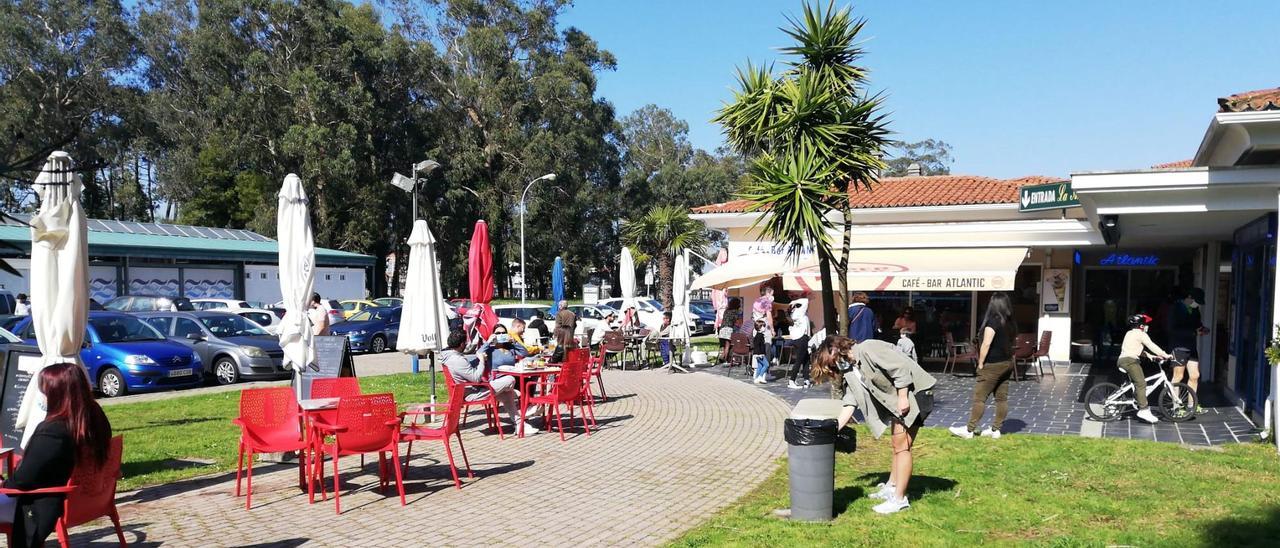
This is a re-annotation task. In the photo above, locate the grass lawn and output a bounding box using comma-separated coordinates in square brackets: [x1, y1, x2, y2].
[674, 428, 1280, 547]
[106, 373, 447, 491]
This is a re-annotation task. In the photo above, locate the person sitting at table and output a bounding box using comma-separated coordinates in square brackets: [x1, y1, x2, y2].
[605, 311, 621, 330]
[1, 362, 113, 548]
[549, 325, 579, 363]
[509, 318, 529, 345]
[656, 311, 674, 367]
[479, 325, 527, 370]
[441, 329, 537, 434]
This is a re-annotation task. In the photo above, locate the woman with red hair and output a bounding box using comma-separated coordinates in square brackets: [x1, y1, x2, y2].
[1, 363, 113, 547]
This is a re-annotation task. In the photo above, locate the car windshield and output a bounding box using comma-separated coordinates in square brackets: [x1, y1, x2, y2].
[90, 316, 166, 343]
[690, 302, 714, 314]
[349, 308, 394, 322]
[200, 315, 269, 337]
[342, 302, 358, 310]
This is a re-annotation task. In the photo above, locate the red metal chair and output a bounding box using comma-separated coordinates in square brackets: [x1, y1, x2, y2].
[310, 377, 361, 399]
[311, 393, 405, 514]
[440, 364, 505, 439]
[400, 383, 473, 490]
[587, 344, 609, 401]
[1012, 333, 1038, 381]
[567, 348, 597, 430]
[232, 386, 308, 509]
[0, 436, 126, 548]
[527, 360, 590, 442]
[728, 332, 752, 376]
[1030, 330, 1055, 379]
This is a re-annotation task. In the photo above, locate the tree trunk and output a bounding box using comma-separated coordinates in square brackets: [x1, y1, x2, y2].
[658, 251, 674, 310]
[836, 205, 854, 335]
[818, 248, 838, 336]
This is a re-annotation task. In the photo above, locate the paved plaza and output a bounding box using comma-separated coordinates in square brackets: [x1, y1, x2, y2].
[71, 369, 790, 547]
[702, 357, 1261, 446]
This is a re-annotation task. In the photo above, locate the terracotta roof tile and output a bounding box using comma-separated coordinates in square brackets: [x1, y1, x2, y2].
[1219, 87, 1280, 112]
[1152, 159, 1193, 169]
[690, 174, 1064, 214]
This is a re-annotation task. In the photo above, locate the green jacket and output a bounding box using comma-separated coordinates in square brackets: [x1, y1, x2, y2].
[841, 340, 937, 438]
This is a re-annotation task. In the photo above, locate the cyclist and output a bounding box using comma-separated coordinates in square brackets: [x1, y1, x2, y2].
[1117, 313, 1172, 423]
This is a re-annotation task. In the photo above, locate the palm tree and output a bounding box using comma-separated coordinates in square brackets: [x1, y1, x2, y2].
[622, 205, 710, 310]
[713, 1, 889, 333]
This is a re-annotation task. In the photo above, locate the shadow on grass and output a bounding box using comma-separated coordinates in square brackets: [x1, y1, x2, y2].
[121, 457, 218, 479]
[854, 473, 958, 499]
[115, 416, 223, 432]
[1200, 504, 1280, 547]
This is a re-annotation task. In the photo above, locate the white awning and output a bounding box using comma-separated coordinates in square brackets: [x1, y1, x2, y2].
[692, 247, 1027, 292]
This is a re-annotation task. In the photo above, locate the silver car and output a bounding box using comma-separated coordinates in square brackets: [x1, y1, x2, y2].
[137, 311, 288, 385]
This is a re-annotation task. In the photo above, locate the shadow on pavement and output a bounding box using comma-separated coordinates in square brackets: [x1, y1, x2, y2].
[231, 540, 310, 548]
[70, 522, 159, 547]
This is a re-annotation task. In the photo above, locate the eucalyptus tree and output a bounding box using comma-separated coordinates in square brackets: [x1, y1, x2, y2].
[713, 1, 889, 332]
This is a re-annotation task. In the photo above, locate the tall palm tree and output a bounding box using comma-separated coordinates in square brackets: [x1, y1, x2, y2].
[713, 1, 889, 333]
[622, 205, 709, 310]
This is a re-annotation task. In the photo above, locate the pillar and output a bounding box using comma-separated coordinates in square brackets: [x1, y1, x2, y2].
[1272, 191, 1280, 452]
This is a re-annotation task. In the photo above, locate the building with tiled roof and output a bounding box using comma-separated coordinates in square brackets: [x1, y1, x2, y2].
[1218, 87, 1280, 113]
[1152, 159, 1193, 169]
[690, 174, 1064, 214]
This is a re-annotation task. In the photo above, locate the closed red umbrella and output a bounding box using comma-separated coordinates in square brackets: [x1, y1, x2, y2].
[468, 220, 499, 339]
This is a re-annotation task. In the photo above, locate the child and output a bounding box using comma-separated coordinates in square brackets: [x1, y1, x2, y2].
[1118, 313, 1171, 424]
[751, 319, 772, 384]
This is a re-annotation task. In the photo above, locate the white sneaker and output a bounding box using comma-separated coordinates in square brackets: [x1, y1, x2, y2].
[521, 422, 540, 434]
[787, 380, 802, 389]
[872, 495, 910, 514]
[979, 427, 1002, 439]
[869, 482, 896, 500]
[754, 377, 767, 384]
[1136, 408, 1160, 423]
[949, 426, 974, 439]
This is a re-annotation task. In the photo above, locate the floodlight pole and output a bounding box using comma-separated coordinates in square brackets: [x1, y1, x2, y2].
[519, 173, 557, 303]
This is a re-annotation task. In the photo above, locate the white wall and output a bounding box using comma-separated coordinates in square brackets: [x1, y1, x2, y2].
[245, 264, 367, 304]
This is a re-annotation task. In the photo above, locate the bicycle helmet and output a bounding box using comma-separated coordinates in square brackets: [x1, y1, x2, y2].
[1127, 313, 1152, 329]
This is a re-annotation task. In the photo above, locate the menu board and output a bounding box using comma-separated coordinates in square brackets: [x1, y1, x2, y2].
[0, 344, 42, 452]
[295, 336, 356, 400]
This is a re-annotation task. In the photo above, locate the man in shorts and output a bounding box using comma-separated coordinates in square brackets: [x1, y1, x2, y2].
[1167, 287, 1208, 414]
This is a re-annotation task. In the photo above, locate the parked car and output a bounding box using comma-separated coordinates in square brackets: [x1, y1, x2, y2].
[329, 306, 401, 353]
[339, 299, 381, 319]
[492, 304, 557, 335]
[104, 294, 195, 312]
[11, 311, 203, 397]
[0, 291, 14, 314]
[689, 300, 718, 335]
[373, 297, 402, 307]
[137, 311, 288, 386]
[596, 297, 664, 331]
[191, 298, 254, 311]
[270, 299, 344, 325]
[89, 298, 105, 310]
[0, 315, 21, 333]
[235, 308, 284, 335]
[565, 304, 615, 342]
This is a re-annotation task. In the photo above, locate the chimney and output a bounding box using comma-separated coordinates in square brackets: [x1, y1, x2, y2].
[906, 162, 923, 177]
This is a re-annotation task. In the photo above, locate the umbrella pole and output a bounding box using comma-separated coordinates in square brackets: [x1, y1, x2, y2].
[429, 351, 438, 425]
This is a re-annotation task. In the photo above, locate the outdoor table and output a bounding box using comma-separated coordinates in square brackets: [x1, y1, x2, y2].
[622, 333, 648, 369]
[298, 397, 339, 499]
[654, 337, 689, 373]
[495, 365, 562, 438]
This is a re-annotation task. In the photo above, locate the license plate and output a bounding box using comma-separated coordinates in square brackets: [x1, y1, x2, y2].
[168, 368, 193, 378]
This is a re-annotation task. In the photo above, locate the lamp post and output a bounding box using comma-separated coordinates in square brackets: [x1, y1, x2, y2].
[520, 173, 557, 303]
[389, 159, 440, 375]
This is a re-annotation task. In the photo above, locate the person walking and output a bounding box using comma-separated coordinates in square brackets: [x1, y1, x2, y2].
[555, 300, 576, 334]
[785, 298, 812, 389]
[308, 293, 331, 336]
[1116, 314, 1171, 424]
[950, 293, 1016, 440]
[1168, 287, 1208, 414]
[812, 335, 936, 515]
[847, 292, 877, 342]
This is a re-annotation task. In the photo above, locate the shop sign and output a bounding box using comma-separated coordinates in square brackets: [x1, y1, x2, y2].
[1097, 253, 1160, 266]
[1041, 268, 1069, 313]
[1019, 181, 1079, 212]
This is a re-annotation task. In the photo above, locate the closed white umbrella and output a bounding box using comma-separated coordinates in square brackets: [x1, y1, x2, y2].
[397, 219, 450, 405]
[671, 250, 691, 342]
[620, 246, 636, 311]
[277, 174, 316, 399]
[16, 152, 89, 447]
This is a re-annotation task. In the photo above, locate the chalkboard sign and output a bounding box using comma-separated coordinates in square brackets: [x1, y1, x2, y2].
[294, 336, 356, 400]
[0, 344, 43, 452]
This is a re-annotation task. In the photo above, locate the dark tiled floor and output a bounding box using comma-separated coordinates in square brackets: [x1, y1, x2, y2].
[689, 357, 1261, 446]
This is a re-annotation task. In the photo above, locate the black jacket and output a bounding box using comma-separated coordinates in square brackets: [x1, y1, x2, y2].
[4, 420, 76, 548]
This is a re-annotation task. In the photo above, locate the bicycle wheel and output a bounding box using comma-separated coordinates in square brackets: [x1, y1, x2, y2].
[1159, 382, 1199, 422]
[1084, 382, 1123, 422]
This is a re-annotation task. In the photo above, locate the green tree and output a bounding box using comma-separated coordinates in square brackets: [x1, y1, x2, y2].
[619, 105, 745, 211]
[621, 205, 709, 310]
[714, 1, 890, 333]
[884, 139, 953, 177]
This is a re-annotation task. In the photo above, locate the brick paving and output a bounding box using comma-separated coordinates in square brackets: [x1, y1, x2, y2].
[69, 369, 790, 547]
[699, 358, 1260, 446]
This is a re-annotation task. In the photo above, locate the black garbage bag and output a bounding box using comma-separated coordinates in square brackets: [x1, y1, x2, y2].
[784, 418, 838, 446]
[835, 425, 857, 453]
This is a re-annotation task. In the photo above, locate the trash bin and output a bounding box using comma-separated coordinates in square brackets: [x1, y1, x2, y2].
[785, 398, 843, 521]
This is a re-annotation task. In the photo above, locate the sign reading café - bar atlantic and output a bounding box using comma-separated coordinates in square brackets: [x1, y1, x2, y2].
[1019, 181, 1080, 212]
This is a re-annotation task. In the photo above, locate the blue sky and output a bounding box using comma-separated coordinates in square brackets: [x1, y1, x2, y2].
[561, 1, 1280, 178]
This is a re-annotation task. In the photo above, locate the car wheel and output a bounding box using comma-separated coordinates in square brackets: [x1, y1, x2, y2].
[214, 357, 240, 386]
[99, 368, 127, 398]
[371, 335, 387, 353]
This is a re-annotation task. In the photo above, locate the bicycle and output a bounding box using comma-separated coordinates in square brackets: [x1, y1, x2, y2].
[1084, 356, 1198, 422]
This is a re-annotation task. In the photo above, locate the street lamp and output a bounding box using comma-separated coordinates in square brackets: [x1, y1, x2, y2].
[520, 173, 557, 303]
[390, 159, 441, 221]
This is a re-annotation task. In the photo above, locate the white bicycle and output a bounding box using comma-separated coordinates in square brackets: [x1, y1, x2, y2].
[1085, 357, 1198, 422]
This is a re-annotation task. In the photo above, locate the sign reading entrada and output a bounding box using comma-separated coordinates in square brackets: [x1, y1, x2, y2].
[1019, 181, 1080, 212]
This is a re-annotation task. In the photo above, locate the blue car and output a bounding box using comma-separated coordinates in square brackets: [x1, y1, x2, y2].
[12, 311, 204, 397]
[329, 306, 400, 353]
